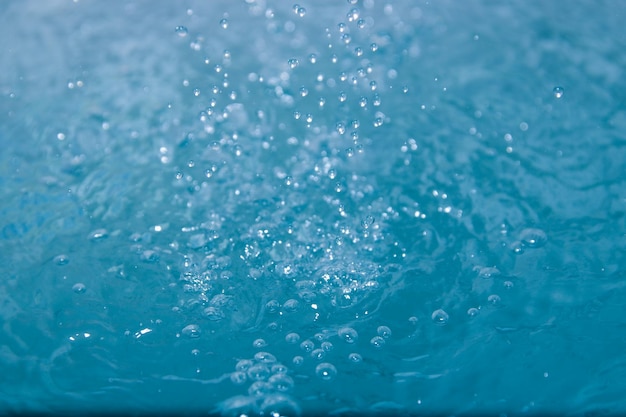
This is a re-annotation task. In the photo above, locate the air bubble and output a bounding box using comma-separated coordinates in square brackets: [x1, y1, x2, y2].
[338, 327, 358, 343]
[175, 26, 188, 37]
[283, 299, 299, 312]
[370, 336, 385, 348]
[487, 294, 501, 306]
[254, 351, 277, 364]
[348, 353, 362, 363]
[315, 363, 337, 381]
[285, 332, 301, 344]
[53, 254, 69, 265]
[88, 229, 108, 240]
[292, 356, 304, 366]
[72, 283, 86, 294]
[288, 58, 299, 69]
[520, 228, 547, 248]
[219, 18, 229, 29]
[311, 348, 326, 360]
[431, 309, 449, 325]
[467, 307, 479, 317]
[230, 371, 247, 385]
[300, 339, 314, 352]
[253, 339, 267, 348]
[553, 86, 564, 99]
[181, 324, 201, 338]
[247, 364, 271, 381]
[377, 325, 392, 339]
[268, 373, 294, 392]
[236, 359, 254, 371]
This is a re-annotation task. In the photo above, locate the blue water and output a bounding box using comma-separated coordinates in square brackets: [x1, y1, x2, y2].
[1, 0, 625, 415]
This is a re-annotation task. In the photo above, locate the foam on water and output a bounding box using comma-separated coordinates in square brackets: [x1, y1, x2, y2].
[1, 0, 626, 415]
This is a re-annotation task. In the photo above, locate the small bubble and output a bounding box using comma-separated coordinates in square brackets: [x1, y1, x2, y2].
[553, 86, 564, 99]
[348, 353, 362, 363]
[72, 283, 86, 294]
[504, 280, 514, 289]
[219, 18, 229, 29]
[247, 364, 271, 381]
[292, 355, 304, 366]
[283, 299, 299, 312]
[269, 373, 294, 392]
[431, 309, 449, 325]
[175, 26, 188, 37]
[311, 348, 326, 360]
[236, 359, 254, 372]
[520, 228, 547, 248]
[288, 58, 299, 69]
[88, 229, 108, 240]
[230, 371, 247, 385]
[321, 341, 333, 351]
[467, 307, 480, 317]
[487, 294, 501, 306]
[377, 325, 392, 339]
[300, 339, 314, 353]
[370, 336, 385, 348]
[315, 363, 337, 381]
[253, 338, 267, 348]
[338, 327, 358, 343]
[181, 324, 201, 338]
[254, 351, 277, 364]
[361, 215, 374, 229]
[53, 254, 69, 265]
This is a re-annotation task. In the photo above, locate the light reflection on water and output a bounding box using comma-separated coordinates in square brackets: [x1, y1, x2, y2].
[1, 0, 625, 415]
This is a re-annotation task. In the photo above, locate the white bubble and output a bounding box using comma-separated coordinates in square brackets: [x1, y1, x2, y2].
[377, 325, 392, 339]
[338, 327, 358, 343]
[72, 283, 86, 294]
[348, 353, 362, 363]
[431, 309, 449, 325]
[553, 86, 564, 98]
[315, 363, 337, 381]
[520, 228, 547, 248]
[181, 324, 201, 338]
[370, 336, 385, 348]
[175, 26, 188, 37]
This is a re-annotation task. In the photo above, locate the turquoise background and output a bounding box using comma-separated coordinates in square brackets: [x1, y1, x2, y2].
[1, 0, 625, 415]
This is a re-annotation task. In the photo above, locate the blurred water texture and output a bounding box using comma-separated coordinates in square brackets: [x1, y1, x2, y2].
[1, 0, 625, 415]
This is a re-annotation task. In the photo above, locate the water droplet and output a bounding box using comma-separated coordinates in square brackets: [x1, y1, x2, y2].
[553, 86, 564, 99]
[219, 18, 229, 29]
[175, 26, 188, 37]
[315, 363, 337, 381]
[181, 324, 201, 338]
[53, 254, 69, 265]
[377, 325, 392, 339]
[520, 228, 547, 248]
[431, 309, 449, 325]
[72, 283, 86, 294]
[370, 336, 385, 348]
[338, 327, 358, 343]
